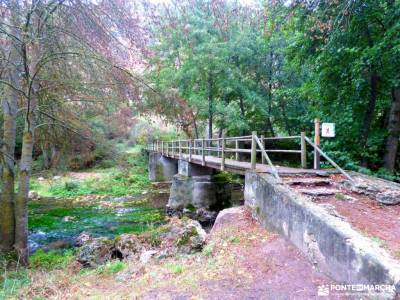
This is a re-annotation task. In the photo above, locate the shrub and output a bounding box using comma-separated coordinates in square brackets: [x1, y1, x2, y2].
[29, 249, 74, 270]
[64, 181, 80, 192]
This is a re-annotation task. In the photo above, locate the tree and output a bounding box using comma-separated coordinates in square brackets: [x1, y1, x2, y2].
[0, 0, 146, 263]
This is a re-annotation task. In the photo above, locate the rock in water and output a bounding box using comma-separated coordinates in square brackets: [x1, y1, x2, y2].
[44, 240, 71, 251]
[376, 191, 400, 205]
[114, 234, 144, 259]
[76, 237, 113, 267]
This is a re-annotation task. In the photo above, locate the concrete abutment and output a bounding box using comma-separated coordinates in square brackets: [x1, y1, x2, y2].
[148, 152, 178, 182]
[244, 171, 400, 298]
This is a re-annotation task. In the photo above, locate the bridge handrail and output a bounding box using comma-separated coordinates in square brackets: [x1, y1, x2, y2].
[253, 133, 281, 181]
[148, 132, 353, 183]
[303, 136, 354, 182]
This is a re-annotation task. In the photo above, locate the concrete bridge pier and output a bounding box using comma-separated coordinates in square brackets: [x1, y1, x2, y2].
[148, 152, 178, 182]
[168, 160, 218, 210]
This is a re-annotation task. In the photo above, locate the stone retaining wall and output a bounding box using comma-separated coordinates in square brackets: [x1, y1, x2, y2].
[244, 171, 400, 299]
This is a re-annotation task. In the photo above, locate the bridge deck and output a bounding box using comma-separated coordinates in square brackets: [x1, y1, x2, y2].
[163, 153, 326, 176]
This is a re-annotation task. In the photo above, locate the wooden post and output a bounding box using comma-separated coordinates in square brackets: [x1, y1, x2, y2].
[189, 140, 192, 162]
[301, 132, 307, 169]
[179, 140, 182, 158]
[251, 131, 257, 171]
[202, 138, 205, 166]
[221, 134, 225, 171]
[314, 118, 321, 169]
[261, 135, 265, 164]
[172, 141, 175, 157]
[217, 139, 220, 158]
[235, 139, 239, 161]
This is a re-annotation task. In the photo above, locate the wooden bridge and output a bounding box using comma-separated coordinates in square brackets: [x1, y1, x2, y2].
[147, 131, 353, 182]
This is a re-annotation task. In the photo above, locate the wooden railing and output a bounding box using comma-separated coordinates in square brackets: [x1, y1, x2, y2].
[148, 131, 354, 182]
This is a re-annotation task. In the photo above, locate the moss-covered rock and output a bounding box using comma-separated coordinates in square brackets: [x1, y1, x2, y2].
[76, 238, 113, 267]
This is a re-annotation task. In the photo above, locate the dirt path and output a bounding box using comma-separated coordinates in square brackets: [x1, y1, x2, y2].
[26, 207, 337, 299]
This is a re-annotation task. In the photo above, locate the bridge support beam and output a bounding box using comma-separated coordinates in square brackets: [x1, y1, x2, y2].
[168, 160, 216, 210]
[148, 152, 178, 182]
[168, 160, 238, 210]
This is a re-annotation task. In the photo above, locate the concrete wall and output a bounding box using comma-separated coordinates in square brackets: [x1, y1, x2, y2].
[148, 152, 178, 182]
[178, 160, 214, 177]
[245, 171, 400, 298]
[168, 174, 217, 209]
[168, 160, 237, 210]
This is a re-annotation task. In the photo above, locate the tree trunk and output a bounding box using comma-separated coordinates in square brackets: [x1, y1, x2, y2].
[207, 74, 213, 139]
[0, 27, 20, 251]
[383, 87, 400, 172]
[239, 97, 246, 136]
[0, 87, 18, 251]
[14, 28, 40, 263]
[266, 51, 275, 136]
[361, 69, 379, 165]
[15, 87, 37, 264]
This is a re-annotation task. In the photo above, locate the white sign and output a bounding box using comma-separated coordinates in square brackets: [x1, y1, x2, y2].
[321, 123, 335, 137]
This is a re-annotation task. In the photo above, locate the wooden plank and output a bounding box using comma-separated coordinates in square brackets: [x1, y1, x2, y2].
[251, 131, 257, 170]
[261, 135, 265, 164]
[304, 136, 353, 182]
[202, 138, 205, 166]
[301, 132, 307, 169]
[189, 140, 192, 162]
[221, 134, 225, 171]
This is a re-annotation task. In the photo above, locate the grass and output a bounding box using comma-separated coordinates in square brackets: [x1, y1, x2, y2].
[335, 192, 346, 201]
[167, 263, 183, 275]
[1, 250, 73, 298]
[31, 144, 150, 198]
[29, 250, 74, 270]
[202, 243, 215, 257]
[96, 261, 127, 275]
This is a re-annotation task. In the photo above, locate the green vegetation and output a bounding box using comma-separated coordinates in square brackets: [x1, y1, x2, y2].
[31, 145, 150, 198]
[202, 243, 215, 257]
[0, 253, 30, 299]
[96, 261, 127, 275]
[167, 263, 184, 275]
[29, 250, 74, 270]
[145, 0, 400, 180]
[335, 193, 346, 201]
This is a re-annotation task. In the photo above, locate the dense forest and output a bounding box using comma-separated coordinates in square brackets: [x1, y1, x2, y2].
[0, 0, 399, 275]
[143, 0, 400, 177]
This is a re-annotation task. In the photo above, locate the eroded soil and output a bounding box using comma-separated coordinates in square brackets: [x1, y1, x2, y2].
[283, 174, 400, 258]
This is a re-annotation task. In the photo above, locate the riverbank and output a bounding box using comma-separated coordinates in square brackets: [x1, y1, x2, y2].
[1, 143, 169, 298]
[6, 207, 335, 299]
